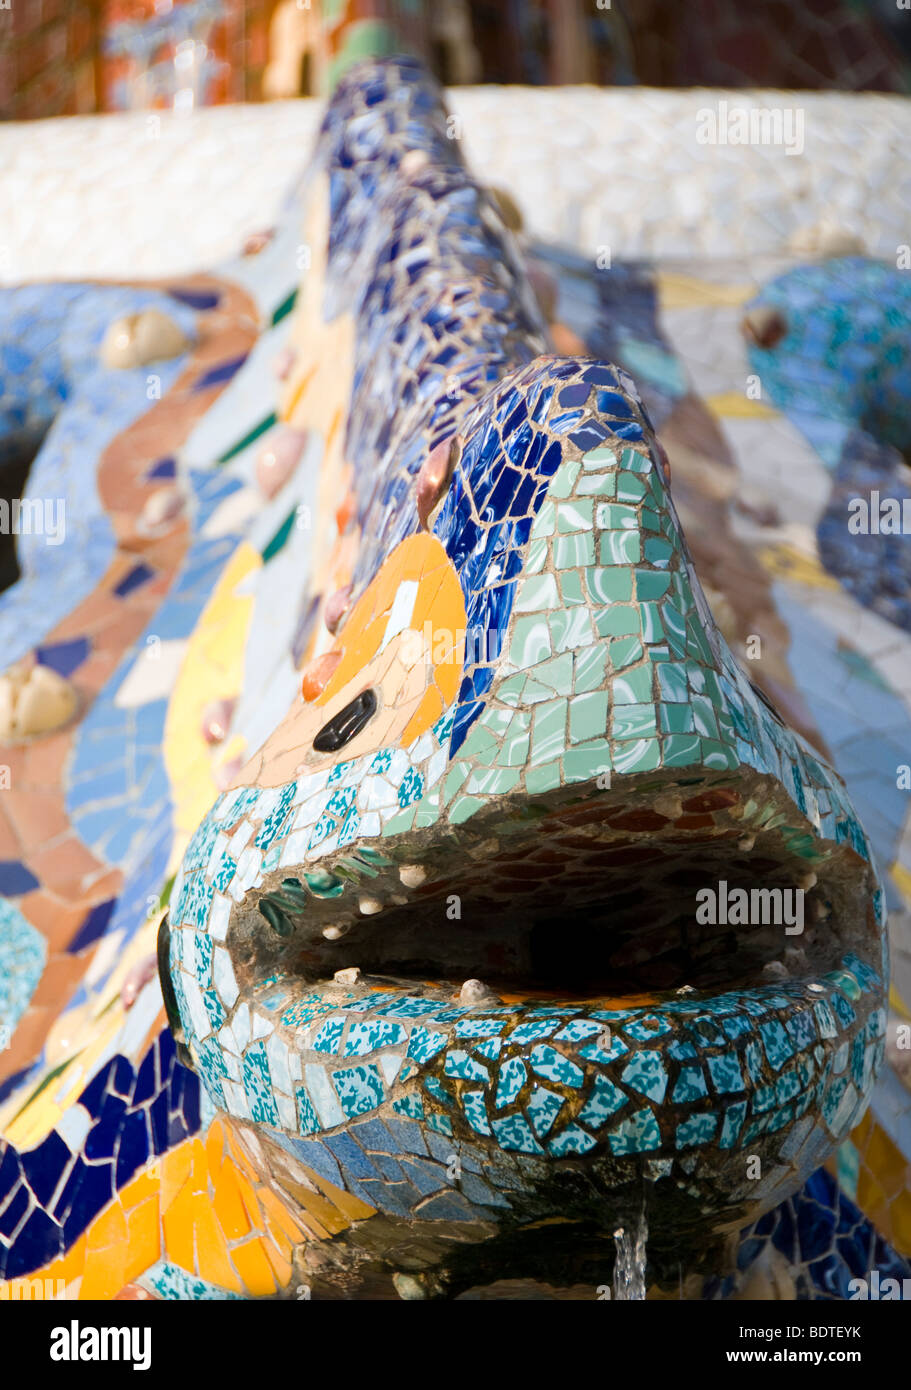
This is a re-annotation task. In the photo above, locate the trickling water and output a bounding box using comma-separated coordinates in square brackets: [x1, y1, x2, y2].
[612, 1201, 649, 1300]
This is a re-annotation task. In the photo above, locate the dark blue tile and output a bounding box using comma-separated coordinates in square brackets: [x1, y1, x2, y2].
[115, 1109, 149, 1187]
[68, 898, 116, 954]
[147, 456, 177, 479]
[193, 355, 248, 391]
[559, 383, 589, 407]
[0, 860, 39, 895]
[35, 637, 90, 677]
[132, 1044, 159, 1108]
[167, 286, 219, 311]
[0, 1182, 28, 1239]
[113, 563, 154, 599]
[0, 1065, 32, 1108]
[5, 1207, 62, 1279]
[0, 1144, 22, 1204]
[62, 1161, 114, 1244]
[21, 1130, 72, 1208]
[149, 1091, 171, 1153]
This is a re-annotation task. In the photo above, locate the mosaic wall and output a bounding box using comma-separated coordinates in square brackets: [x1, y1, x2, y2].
[0, 57, 909, 1299]
[4, 0, 911, 122]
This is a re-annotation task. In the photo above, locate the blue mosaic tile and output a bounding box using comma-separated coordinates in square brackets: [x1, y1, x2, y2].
[332, 1064, 385, 1120]
[608, 1107, 662, 1156]
[620, 1050, 668, 1104]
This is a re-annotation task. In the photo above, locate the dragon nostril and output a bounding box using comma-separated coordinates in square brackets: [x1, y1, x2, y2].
[313, 687, 378, 752]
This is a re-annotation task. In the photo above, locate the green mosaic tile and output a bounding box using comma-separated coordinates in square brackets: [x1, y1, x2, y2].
[495, 674, 527, 708]
[586, 566, 633, 603]
[532, 652, 574, 693]
[569, 691, 609, 744]
[611, 702, 658, 740]
[634, 569, 671, 600]
[647, 468, 666, 499]
[554, 532, 596, 568]
[530, 699, 566, 766]
[595, 604, 639, 638]
[692, 695, 719, 738]
[686, 661, 706, 693]
[450, 795, 485, 825]
[502, 729, 531, 766]
[574, 644, 608, 693]
[458, 724, 500, 759]
[616, 473, 647, 502]
[515, 573, 560, 612]
[595, 503, 639, 529]
[478, 706, 513, 737]
[702, 668, 723, 705]
[563, 739, 611, 783]
[524, 676, 564, 704]
[618, 446, 649, 472]
[701, 739, 739, 770]
[550, 607, 594, 652]
[504, 708, 531, 738]
[610, 636, 643, 669]
[581, 445, 618, 470]
[663, 602, 688, 657]
[577, 470, 616, 496]
[525, 537, 548, 574]
[613, 737, 661, 774]
[659, 702, 695, 734]
[443, 762, 471, 799]
[529, 498, 556, 538]
[559, 570, 585, 605]
[687, 625, 714, 663]
[509, 616, 551, 667]
[662, 733, 702, 766]
[600, 530, 641, 565]
[557, 499, 594, 531]
[640, 601, 664, 643]
[657, 663, 688, 702]
[526, 760, 562, 794]
[644, 535, 674, 566]
[548, 458, 582, 498]
[466, 766, 521, 795]
[612, 665, 653, 703]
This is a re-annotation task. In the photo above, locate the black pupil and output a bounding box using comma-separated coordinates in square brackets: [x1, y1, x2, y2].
[313, 688, 378, 752]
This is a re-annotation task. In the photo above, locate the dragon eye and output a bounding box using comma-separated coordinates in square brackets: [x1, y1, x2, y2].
[313, 688, 378, 752]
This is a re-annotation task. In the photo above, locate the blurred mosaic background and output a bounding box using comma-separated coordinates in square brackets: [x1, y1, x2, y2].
[3, 0, 911, 123]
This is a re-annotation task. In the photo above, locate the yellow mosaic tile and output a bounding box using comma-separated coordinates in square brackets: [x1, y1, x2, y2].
[657, 270, 755, 309]
[164, 541, 260, 869]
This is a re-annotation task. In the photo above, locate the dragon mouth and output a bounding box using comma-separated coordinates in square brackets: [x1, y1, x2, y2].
[154, 762, 886, 1242]
[241, 779, 860, 1004]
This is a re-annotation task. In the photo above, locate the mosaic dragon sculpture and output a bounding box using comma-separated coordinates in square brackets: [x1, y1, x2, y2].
[155, 59, 895, 1297]
[1, 56, 908, 1300]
